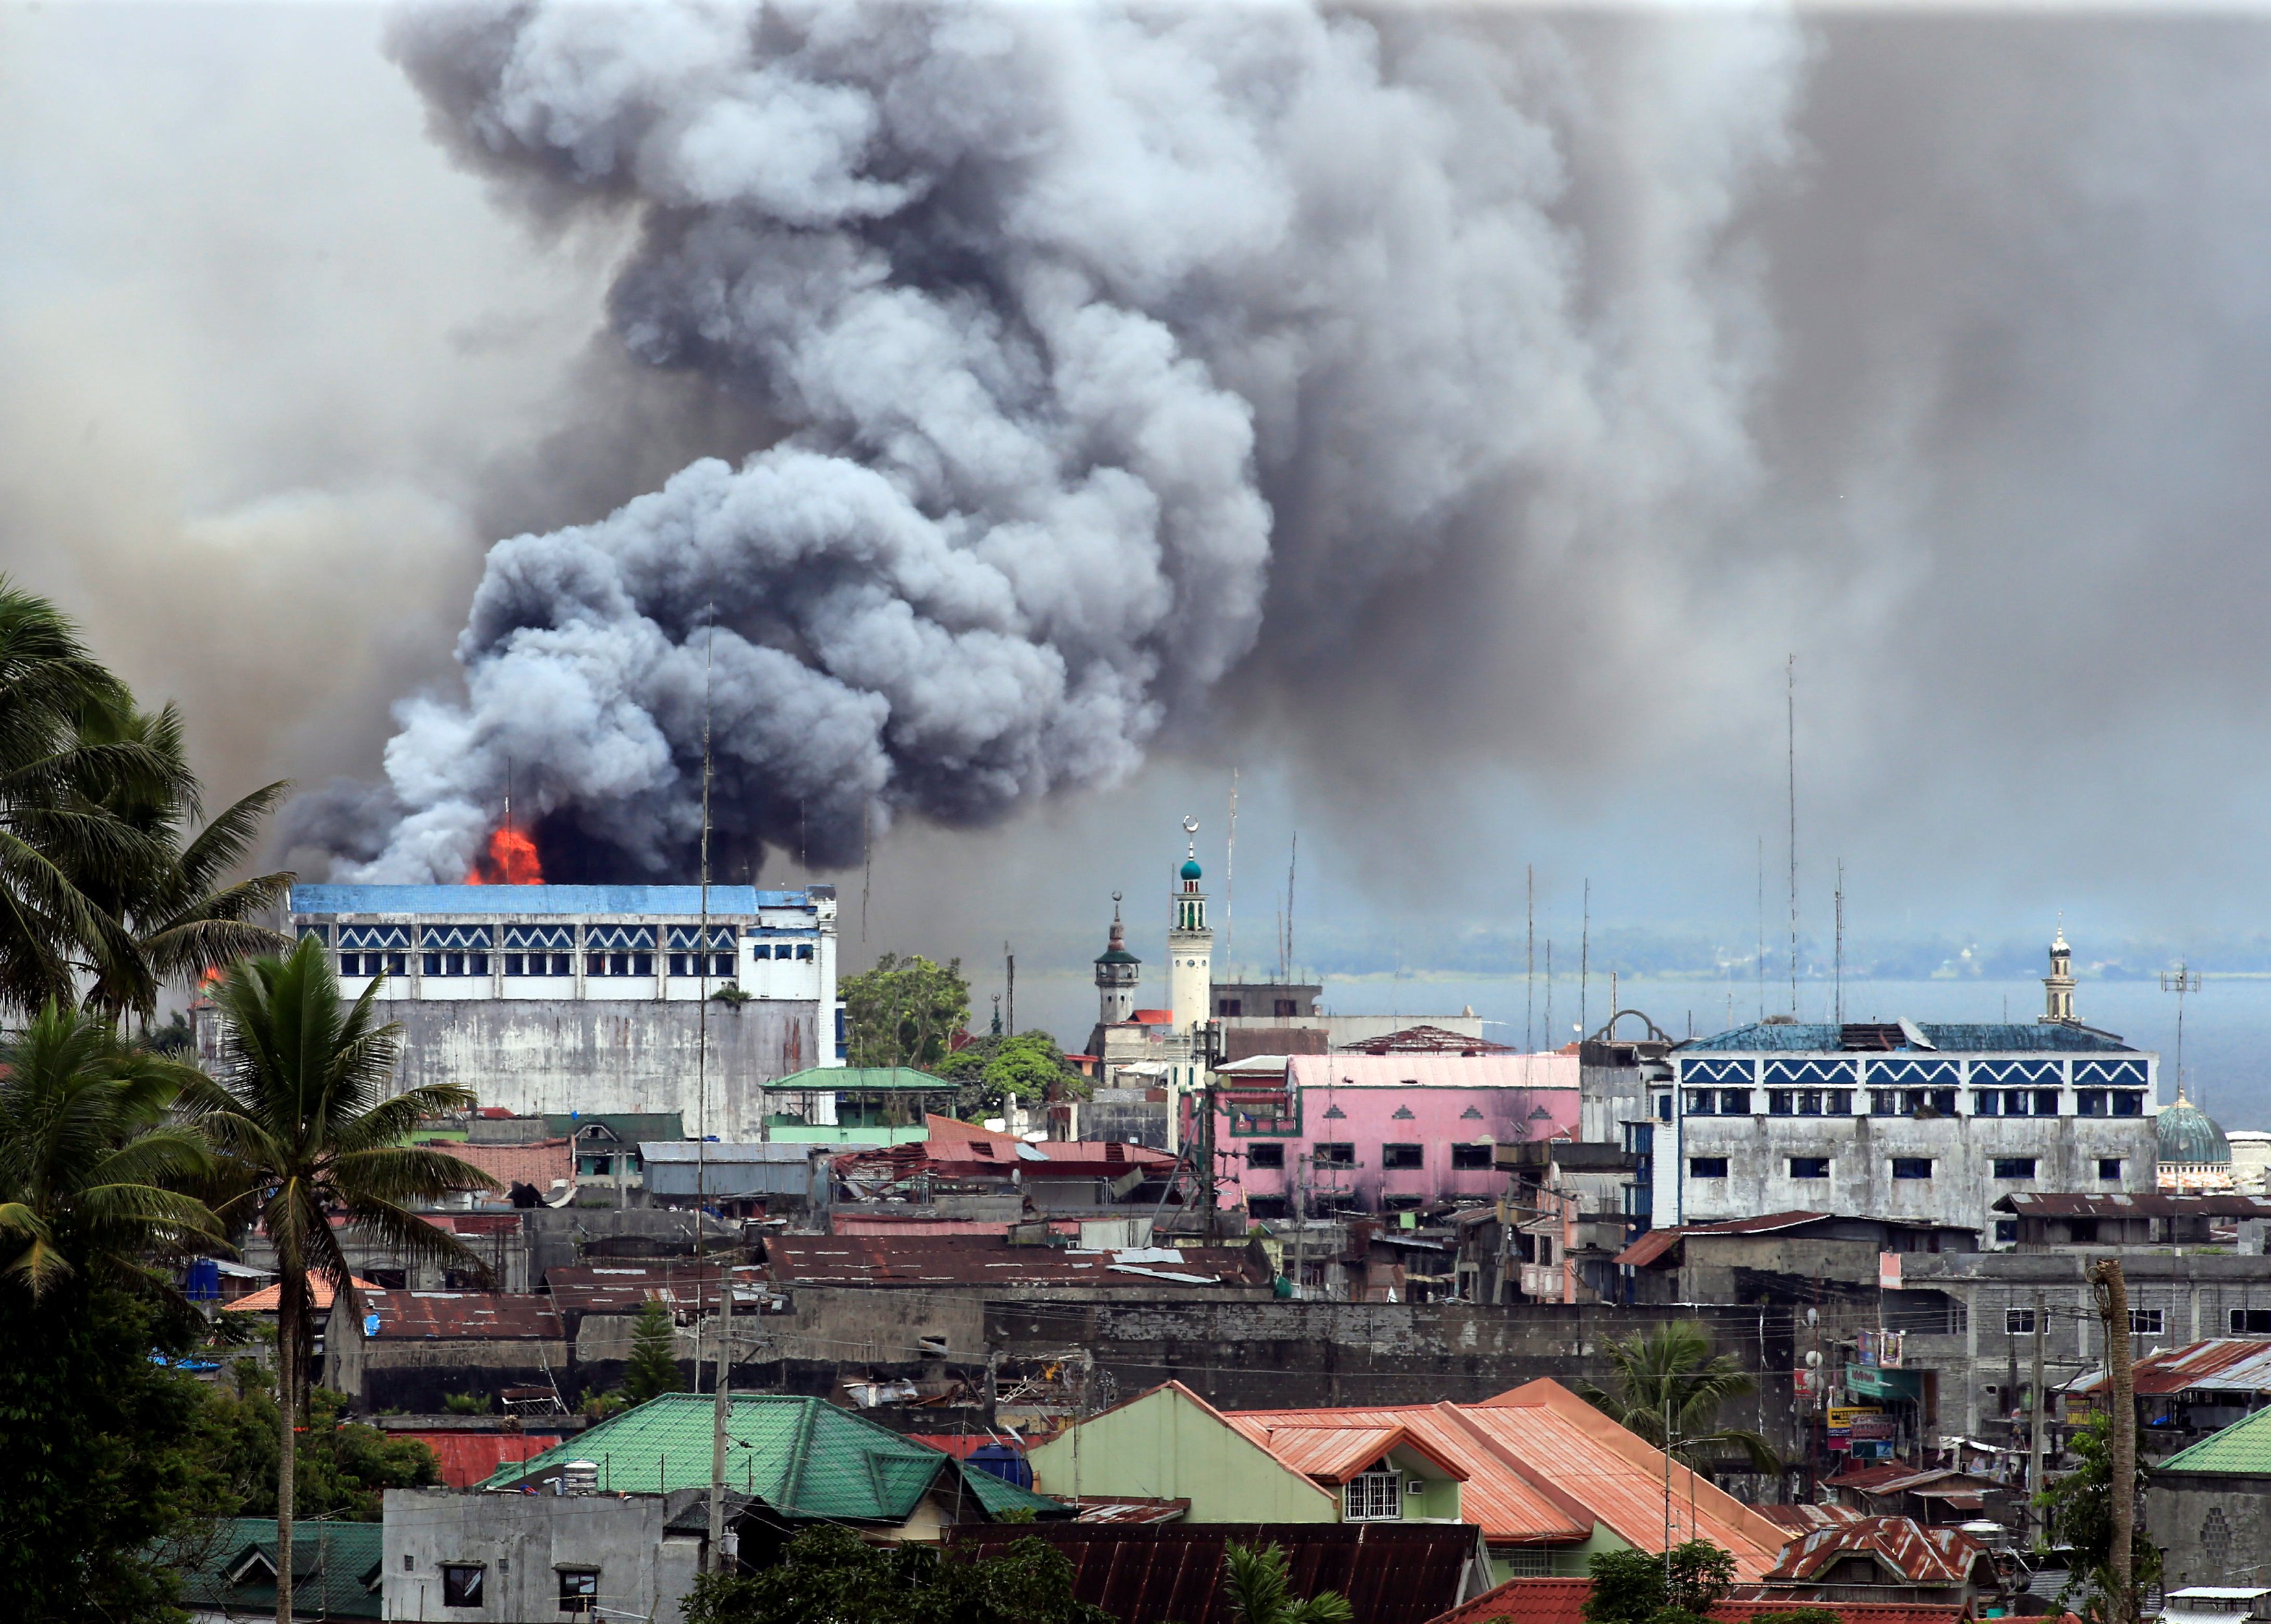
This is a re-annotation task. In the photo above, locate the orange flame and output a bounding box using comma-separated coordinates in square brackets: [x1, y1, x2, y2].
[465, 825, 543, 886]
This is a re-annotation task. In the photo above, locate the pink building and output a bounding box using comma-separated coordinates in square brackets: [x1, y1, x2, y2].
[1211, 1052, 1580, 1218]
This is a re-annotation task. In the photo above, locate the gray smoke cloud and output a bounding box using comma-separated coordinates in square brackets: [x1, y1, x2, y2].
[318, 0, 1802, 882]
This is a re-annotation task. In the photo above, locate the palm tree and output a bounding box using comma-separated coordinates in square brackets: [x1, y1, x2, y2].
[1582, 1320, 1782, 1472]
[0, 582, 176, 1016]
[1221, 1541, 1355, 1624]
[64, 702, 292, 1023]
[189, 938, 497, 1624]
[0, 1000, 224, 1295]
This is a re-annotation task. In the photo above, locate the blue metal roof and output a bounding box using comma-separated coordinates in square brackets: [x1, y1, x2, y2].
[290, 884, 814, 916]
[1678, 1021, 2136, 1054]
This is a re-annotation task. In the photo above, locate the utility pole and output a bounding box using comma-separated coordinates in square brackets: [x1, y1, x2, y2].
[1580, 879, 1590, 1041]
[2089, 1259, 2139, 1624]
[1005, 942, 1015, 1037]
[2030, 1289, 2048, 1550]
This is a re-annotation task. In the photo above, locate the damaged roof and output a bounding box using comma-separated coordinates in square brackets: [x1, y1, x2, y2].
[542, 1261, 760, 1315]
[1679, 1021, 2136, 1054]
[766, 1235, 1272, 1289]
[1763, 1517, 1987, 1584]
[1995, 1193, 2271, 1218]
[363, 1290, 563, 1340]
[2069, 1338, 2271, 1400]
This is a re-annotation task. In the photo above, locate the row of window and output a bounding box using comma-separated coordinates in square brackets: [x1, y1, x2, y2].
[340, 945, 810, 978]
[1688, 1155, 2125, 1181]
[1677, 1087, 2149, 1119]
[2005, 1308, 2167, 1337]
[435, 1562, 596, 1610]
[1246, 1142, 1495, 1172]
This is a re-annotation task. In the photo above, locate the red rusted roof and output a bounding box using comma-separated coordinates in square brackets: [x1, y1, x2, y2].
[1071, 1496, 1190, 1524]
[831, 1217, 1015, 1237]
[541, 1262, 755, 1315]
[945, 1521, 1480, 1624]
[2069, 1337, 2271, 1399]
[221, 1276, 379, 1313]
[1235, 1422, 1470, 1486]
[431, 1137, 570, 1191]
[365, 1290, 563, 1340]
[1764, 1517, 1986, 1584]
[1614, 1228, 1686, 1268]
[421, 1211, 523, 1237]
[391, 1431, 566, 1489]
[766, 1235, 1270, 1289]
[1423, 1578, 1590, 1624]
[1758, 1503, 1871, 1531]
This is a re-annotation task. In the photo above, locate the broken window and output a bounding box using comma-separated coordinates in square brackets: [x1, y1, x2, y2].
[443, 1565, 484, 1608]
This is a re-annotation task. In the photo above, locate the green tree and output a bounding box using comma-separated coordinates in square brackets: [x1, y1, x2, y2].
[189, 936, 496, 1624]
[622, 1297, 685, 1403]
[0, 581, 174, 1018]
[940, 1030, 1089, 1118]
[1222, 1540, 1356, 1624]
[2041, 1411, 2161, 1620]
[842, 952, 970, 1069]
[682, 1525, 1111, 1624]
[1581, 1320, 1780, 1472]
[200, 1368, 441, 1521]
[1584, 1541, 1738, 1624]
[64, 702, 291, 1023]
[0, 1001, 239, 1623]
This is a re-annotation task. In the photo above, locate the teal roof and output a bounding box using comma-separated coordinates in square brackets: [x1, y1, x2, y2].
[770, 1066, 954, 1093]
[2159, 1099, 2232, 1166]
[167, 1518, 383, 1619]
[481, 1393, 1067, 1521]
[1180, 858, 1203, 880]
[2160, 1405, 2271, 1473]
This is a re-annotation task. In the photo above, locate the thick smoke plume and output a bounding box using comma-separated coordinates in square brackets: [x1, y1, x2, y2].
[324, 1, 1801, 882]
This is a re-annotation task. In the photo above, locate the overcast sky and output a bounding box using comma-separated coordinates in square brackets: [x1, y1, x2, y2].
[8, 3, 2271, 1066]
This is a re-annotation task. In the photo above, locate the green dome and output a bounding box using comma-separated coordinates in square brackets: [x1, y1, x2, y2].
[1180, 858, 1202, 881]
[2158, 1097, 2231, 1166]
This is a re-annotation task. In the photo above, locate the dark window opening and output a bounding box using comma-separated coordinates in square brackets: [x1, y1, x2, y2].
[1994, 1219, 2019, 1244]
[2098, 1157, 2124, 1181]
[1789, 1157, 1830, 1179]
[1685, 1090, 1715, 1116]
[1993, 1157, 2038, 1180]
[1381, 1143, 1424, 1170]
[1892, 1157, 1934, 1180]
[1689, 1156, 1729, 1178]
[2007, 1307, 2037, 1335]
[1723, 1089, 1755, 1115]
[2113, 1091, 2145, 1117]
[797, 944, 814, 961]
[1247, 1196, 1288, 1220]
[386, 952, 407, 977]
[559, 1569, 598, 1614]
[1217, 999, 1243, 1016]
[2231, 1309, 2271, 1334]
[1273, 999, 1298, 1017]
[443, 1565, 484, 1608]
[1381, 1194, 1423, 1213]
[1314, 1142, 1355, 1169]
[505, 953, 526, 976]
[422, 952, 441, 976]
[1828, 1090, 1853, 1114]
[1245, 1143, 1285, 1170]
[1451, 1143, 1493, 1170]
[2078, 1089, 2107, 1117]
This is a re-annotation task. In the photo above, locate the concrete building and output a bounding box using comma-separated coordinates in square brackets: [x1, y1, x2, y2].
[2148, 1405, 2271, 1588]
[1657, 978, 2159, 1244]
[267, 883, 843, 1127]
[1213, 1052, 1579, 1220]
[2164, 1089, 2239, 1192]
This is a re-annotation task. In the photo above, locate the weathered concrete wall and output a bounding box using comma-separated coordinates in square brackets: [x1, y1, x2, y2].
[379, 999, 820, 1126]
[985, 1299, 1803, 1455]
[2148, 1472, 2271, 1589]
[383, 1486, 705, 1622]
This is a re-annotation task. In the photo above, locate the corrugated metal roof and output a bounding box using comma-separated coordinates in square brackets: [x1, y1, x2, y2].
[542, 1262, 759, 1315]
[291, 883, 813, 915]
[945, 1521, 1481, 1624]
[1287, 1055, 1580, 1091]
[170, 1518, 383, 1620]
[2070, 1337, 2271, 1399]
[1240, 1424, 1466, 1485]
[638, 1141, 816, 1164]
[365, 1290, 563, 1340]
[2161, 1405, 2271, 1473]
[766, 1235, 1271, 1289]
[389, 1430, 566, 1489]
[1758, 1503, 1872, 1531]
[1996, 1194, 2271, 1218]
[221, 1276, 379, 1314]
[1072, 1497, 1191, 1524]
[771, 1065, 954, 1093]
[484, 1392, 1067, 1520]
[832, 1217, 1016, 1237]
[1678, 1021, 2137, 1054]
[1420, 1584, 1973, 1624]
[1764, 1517, 1985, 1584]
[435, 1137, 569, 1190]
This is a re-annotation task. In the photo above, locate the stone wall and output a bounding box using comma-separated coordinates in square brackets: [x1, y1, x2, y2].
[2148, 1472, 2271, 1589]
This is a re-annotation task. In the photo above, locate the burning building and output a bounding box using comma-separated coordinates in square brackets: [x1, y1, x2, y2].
[227, 881, 843, 1130]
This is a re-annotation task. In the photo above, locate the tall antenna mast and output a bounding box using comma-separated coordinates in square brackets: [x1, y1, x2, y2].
[1833, 860, 1845, 1026]
[1544, 939, 1553, 1048]
[1285, 831, 1297, 981]
[1787, 653, 1799, 1018]
[1004, 941, 1015, 1037]
[1525, 864, 1535, 1052]
[2161, 960, 2203, 1106]
[1579, 879, 1590, 1042]
[1756, 836, 1765, 1022]
[1224, 769, 1237, 973]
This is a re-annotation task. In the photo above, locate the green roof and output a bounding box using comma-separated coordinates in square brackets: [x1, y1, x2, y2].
[2159, 1405, 2271, 1474]
[769, 1067, 954, 1093]
[482, 1393, 1067, 1521]
[167, 1518, 383, 1619]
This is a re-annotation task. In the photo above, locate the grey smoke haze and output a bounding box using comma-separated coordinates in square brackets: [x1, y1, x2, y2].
[16, 6, 2271, 1039]
[313, 0, 1801, 883]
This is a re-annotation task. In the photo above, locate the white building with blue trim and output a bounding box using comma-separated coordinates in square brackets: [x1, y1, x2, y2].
[1644, 937, 2160, 1246]
[250, 884, 844, 1130]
